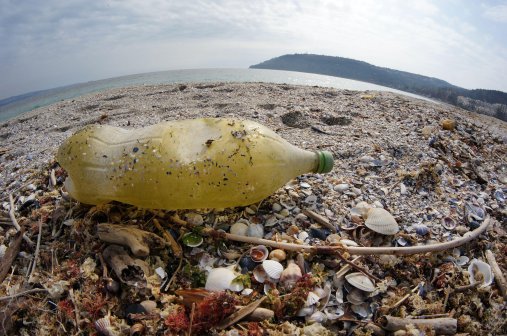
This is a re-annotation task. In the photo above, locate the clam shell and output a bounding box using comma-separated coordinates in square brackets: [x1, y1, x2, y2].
[262, 260, 283, 280]
[94, 316, 114, 336]
[253, 265, 267, 283]
[205, 267, 236, 291]
[468, 259, 494, 288]
[269, 249, 287, 262]
[230, 222, 248, 236]
[351, 302, 370, 318]
[280, 260, 302, 289]
[345, 272, 375, 292]
[182, 232, 203, 247]
[441, 217, 456, 230]
[250, 245, 269, 262]
[246, 223, 264, 238]
[305, 291, 321, 306]
[346, 288, 367, 305]
[364, 208, 399, 235]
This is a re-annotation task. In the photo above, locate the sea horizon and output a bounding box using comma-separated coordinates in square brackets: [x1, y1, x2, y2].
[0, 68, 435, 122]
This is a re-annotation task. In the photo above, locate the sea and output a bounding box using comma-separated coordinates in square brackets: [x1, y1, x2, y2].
[0, 68, 433, 122]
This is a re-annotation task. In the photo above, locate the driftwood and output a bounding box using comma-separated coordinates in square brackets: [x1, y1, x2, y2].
[485, 249, 507, 299]
[197, 216, 492, 256]
[102, 245, 150, 287]
[97, 223, 166, 257]
[0, 229, 24, 283]
[381, 315, 457, 335]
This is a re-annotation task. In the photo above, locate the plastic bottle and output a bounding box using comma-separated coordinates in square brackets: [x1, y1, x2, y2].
[57, 118, 333, 209]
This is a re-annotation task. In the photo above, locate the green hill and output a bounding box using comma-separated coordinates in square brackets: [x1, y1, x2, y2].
[250, 54, 507, 121]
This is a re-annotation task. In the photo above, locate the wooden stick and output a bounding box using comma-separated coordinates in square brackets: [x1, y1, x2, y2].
[381, 315, 457, 335]
[485, 250, 507, 299]
[153, 218, 182, 257]
[0, 288, 48, 301]
[334, 252, 381, 282]
[188, 302, 196, 336]
[0, 229, 24, 283]
[28, 219, 43, 282]
[388, 283, 421, 311]
[302, 209, 337, 233]
[197, 216, 491, 256]
[8, 194, 34, 246]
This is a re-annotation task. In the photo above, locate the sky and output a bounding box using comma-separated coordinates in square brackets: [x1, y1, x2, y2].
[1, 0, 507, 100]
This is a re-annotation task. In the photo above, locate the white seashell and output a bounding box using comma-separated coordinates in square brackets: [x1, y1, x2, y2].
[280, 261, 303, 290]
[242, 288, 253, 296]
[272, 203, 282, 212]
[324, 306, 345, 320]
[229, 280, 244, 292]
[205, 267, 237, 291]
[340, 239, 359, 247]
[468, 259, 494, 288]
[364, 208, 399, 235]
[305, 291, 321, 306]
[456, 255, 469, 266]
[230, 222, 248, 236]
[306, 311, 327, 323]
[345, 272, 376, 292]
[298, 231, 310, 242]
[296, 306, 315, 317]
[334, 183, 350, 192]
[246, 223, 264, 238]
[94, 316, 115, 336]
[262, 260, 284, 280]
[253, 265, 267, 283]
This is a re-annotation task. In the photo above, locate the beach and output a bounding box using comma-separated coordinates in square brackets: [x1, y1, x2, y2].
[0, 82, 506, 335]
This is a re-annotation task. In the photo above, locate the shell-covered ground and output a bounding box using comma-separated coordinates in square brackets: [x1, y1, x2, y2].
[0, 83, 506, 335]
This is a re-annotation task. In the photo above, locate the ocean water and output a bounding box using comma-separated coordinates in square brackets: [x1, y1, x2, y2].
[0, 68, 432, 122]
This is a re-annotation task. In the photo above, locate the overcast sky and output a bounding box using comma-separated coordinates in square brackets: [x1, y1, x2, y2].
[1, 0, 506, 100]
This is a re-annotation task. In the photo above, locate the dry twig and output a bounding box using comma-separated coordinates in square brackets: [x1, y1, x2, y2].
[28, 219, 43, 282]
[485, 249, 507, 299]
[8, 194, 34, 246]
[0, 288, 48, 301]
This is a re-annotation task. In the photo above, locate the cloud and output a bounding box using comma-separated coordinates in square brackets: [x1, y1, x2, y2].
[0, 0, 506, 98]
[482, 3, 507, 22]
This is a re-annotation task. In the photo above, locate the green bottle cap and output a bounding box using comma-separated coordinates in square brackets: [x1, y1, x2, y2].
[316, 151, 334, 173]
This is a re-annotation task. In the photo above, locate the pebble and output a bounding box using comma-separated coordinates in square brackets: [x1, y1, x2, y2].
[185, 213, 204, 226]
[272, 203, 282, 212]
[334, 183, 350, 192]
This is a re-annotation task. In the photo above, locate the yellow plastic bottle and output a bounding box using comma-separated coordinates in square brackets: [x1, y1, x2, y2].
[57, 118, 333, 209]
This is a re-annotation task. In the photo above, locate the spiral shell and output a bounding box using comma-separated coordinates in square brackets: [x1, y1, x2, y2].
[364, 208, 399, 235]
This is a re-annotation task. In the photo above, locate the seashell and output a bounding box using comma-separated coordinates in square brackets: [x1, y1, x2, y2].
[456, 255, 469, 266]
[351, 303, 370, 318]
[280, 260, 302, 290]
[305, 291, 321, 306]
[220, 249, 242, 260]
[94, 316, 115, 336]
[205, 267, 237, 291]
[306, 311, 327, 323]
[229, 278, 245, 292]
[140, 300, 157, 313]
[130, 323, 145, 336]
[334, 183, 350, 192]
[364, 208, 399, 235]
[340, 238, 359, 247]
[441, 217, 456, 230]
[465, 203, 485, 223]
[129, 323, 145, 336]
[262, 260, 283, 280]
[246, 223, 264, 238]
[239, 256, 256, 272]
[245, 307, 275, 322]
[309, 227, 330, 241]
[345, 272, 376, 292]
[296, 306, 315, 317]
[396, 237, 408, 247]
[182, 232, 203, 247]
[272, 202, 283, 212]
[413, 224, 429, 236]
[253, 265, 268, 283]
[185, 213, 204, 226]
[346, 288, 367, 305]
[250, 245, 269, 262]
[324, 306, 345, 320]
[230, 222, 248, 236]
[494, 189, 505, 203]
[441, 118, 456, 130]
[298, 231, 310, 242]
[241, 288, 253, 296]
[269, 249, 287, 262]
[468, 259, 494, 288]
